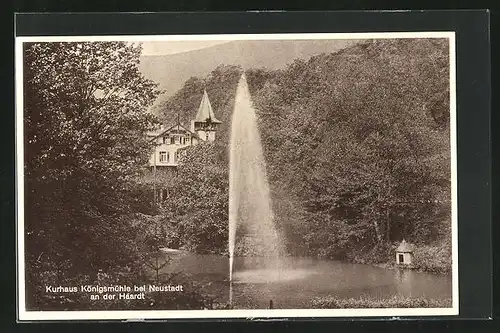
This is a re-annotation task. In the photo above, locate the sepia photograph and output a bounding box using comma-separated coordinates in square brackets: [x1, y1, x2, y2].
[16, 32, 457, 320]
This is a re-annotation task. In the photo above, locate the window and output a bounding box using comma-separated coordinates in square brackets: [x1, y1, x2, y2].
[170, 137, 175, 144]
[163, 136, 168, 144]
[398, 254, 404, 264]
[159, 151, 167, 162]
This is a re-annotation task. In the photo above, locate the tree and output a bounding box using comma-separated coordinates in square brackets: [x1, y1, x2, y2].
[161, 143, 229, 254]
[24, 42, 160, 182]
[23, 41, 161, 309]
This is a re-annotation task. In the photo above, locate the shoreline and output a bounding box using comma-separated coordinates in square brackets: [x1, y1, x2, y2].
[370, 261, 452, 276]
[160, 249, 451, 276]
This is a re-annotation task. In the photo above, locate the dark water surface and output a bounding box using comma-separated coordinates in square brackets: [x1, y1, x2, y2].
[162, 253, 452, 309]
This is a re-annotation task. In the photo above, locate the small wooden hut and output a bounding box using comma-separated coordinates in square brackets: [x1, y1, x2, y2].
[396, 239, 414, 265]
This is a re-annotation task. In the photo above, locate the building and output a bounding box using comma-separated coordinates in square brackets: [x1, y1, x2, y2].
[144, 90, 221, 204]
[191, 89, 222, 142]
[147, 89, 221, 168]
[146, 120, 199, 168]
[395, 239, 414, 265]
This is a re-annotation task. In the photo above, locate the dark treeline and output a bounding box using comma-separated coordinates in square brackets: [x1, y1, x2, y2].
[160, 39, 451, 272]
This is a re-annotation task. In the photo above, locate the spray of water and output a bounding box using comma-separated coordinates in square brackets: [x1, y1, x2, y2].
[228, 72, 284, 285]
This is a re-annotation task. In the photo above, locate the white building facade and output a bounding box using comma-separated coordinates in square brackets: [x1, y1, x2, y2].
[147, 90, 221, 168]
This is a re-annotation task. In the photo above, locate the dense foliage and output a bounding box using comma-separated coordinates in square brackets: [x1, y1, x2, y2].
[23, 42, 212, 310]
[248, 38, 451, 265]
[154, 65, 241, 253]
[159, 39, 452, 270]
[160, 144, 230, 254]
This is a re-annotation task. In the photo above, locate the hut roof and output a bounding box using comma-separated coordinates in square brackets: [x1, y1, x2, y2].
[396, 240, 413, 253]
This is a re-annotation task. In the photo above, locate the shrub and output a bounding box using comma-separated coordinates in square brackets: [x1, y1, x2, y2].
[412, 240, 452, 274]
[310, 295, 452, 309]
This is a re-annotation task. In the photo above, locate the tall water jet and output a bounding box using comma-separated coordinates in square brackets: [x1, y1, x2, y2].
[228, 72, 285, 285]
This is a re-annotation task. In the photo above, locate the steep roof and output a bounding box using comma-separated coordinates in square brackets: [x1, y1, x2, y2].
[396, 239, 414, 253]
[149, 118, 200, 142]
[194, 90, 221, 124]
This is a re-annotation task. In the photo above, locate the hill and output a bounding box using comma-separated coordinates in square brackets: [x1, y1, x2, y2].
[139, 39, 359, 104]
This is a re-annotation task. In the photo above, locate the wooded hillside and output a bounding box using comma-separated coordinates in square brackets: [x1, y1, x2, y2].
[161, 38, 451, 269]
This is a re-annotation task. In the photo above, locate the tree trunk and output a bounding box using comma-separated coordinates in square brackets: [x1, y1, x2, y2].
[373, 219, 382, 243]
[155, 254, 159, 284]
[386, 209, 391, 243]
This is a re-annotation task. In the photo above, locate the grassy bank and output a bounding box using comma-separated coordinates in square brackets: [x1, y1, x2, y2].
[310, 295, 452, 309]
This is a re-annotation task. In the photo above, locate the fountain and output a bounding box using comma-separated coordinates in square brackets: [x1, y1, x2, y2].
[228, 72, 285, 291]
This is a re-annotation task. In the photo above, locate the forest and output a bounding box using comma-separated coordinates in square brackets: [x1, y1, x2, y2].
[23, 38, 451, 310]
[158, 38, 452, 272]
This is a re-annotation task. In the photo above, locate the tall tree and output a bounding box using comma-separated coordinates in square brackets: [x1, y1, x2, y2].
[23, 41, 161, 309]
[161, 143, 229, 254]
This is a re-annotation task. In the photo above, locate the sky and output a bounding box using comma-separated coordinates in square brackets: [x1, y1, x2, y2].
[141, 41, 231, 56]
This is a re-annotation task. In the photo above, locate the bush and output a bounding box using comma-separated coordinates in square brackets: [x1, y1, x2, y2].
[348, 242, 393, 264]
[310, 295, 452, 309]
[412, 239, 452, 274]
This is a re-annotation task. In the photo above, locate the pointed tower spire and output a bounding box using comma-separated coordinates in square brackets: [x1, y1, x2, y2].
[195, 89, 221, 124]
[192, 89, 222, 142]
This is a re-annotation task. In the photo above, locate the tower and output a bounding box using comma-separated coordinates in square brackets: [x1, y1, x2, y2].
[191, 89, 221, 142]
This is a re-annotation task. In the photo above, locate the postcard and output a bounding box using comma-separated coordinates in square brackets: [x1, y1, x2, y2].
[16, 31, 458, 320]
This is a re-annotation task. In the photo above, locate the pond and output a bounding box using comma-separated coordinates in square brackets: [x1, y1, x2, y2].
[161, 253, 452, 309]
